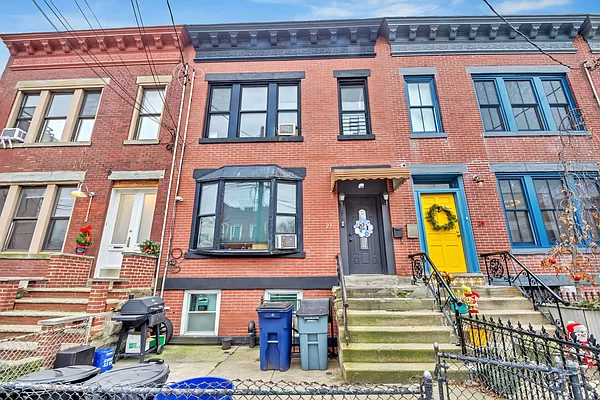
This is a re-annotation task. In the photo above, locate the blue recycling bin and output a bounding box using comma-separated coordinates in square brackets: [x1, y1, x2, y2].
[256, 302, 293, 371]
[155, 377, 234, 400]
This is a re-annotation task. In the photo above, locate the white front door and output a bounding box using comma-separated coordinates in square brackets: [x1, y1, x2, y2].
[96, 188, 157, 277]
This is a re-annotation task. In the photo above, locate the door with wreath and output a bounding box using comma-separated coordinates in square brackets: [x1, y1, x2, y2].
[420, 193, 467, 273]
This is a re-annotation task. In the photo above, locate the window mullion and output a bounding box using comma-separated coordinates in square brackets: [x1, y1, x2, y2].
[524, 176, 548, 247]
[213, 181, 225, 249]
[533, 77, 556, 131]
[266, 83, 277, 137]
[269, 179, 277, 250]
[28, 185, 56, 253]
[228, 85, 241, 138]
[495, 78, 517, 132]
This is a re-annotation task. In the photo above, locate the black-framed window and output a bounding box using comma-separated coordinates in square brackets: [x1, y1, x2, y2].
[205, 82, 300, 139]
[43, 186, 76, 250]
[191, 166, 304, 255]
[73, 91, 101, 142]
[14, 93, 40, 133]
[4, 187, 45, 251]
[39, 92, 74, 143]
[338, 79, 371, 136]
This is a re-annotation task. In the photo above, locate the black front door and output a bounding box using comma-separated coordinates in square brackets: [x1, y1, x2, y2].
[345, 196, 385, 275]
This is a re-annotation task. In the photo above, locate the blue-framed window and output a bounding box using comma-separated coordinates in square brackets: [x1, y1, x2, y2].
[204, 82, 300, 139]
[405, 76, 443, 134]
[473, 75, 579, 133]
[498, 174, 600, 248]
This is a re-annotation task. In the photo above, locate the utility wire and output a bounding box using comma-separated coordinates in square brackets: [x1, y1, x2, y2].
[130, 0, 179, 128]
[165, 0, 185, 65]
[32, 0, 175, 132]
[482, 0, 573, 70]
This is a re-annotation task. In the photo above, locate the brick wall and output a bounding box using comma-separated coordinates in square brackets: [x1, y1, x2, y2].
[46, 254, 94, 287]
[119, 252, 157, 289]
[0, 258, 49, 278]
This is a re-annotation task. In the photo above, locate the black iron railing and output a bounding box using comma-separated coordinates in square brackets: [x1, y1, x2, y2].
[409, 252, 466, 352]
[480, 251, 569, 334]
[336, 254, 350, 345]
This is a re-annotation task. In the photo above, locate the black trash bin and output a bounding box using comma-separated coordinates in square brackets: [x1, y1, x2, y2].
[14, 365, 100, 400]
[82, 359, 169, 400]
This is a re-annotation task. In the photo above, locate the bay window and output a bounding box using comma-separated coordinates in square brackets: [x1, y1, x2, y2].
[191, 165, 304, 255]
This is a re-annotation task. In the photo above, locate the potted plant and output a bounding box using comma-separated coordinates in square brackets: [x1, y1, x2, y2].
[140, 239, 160, 257]
[75, 225, 92, 254]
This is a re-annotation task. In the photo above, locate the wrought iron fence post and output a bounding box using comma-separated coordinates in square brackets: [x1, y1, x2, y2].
[422, 370, 433, 400]
[454, 309, 466, 355]
[566, 360, 584, 400]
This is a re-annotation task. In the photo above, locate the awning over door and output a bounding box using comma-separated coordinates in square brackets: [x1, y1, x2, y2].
[330, 167, 410, 191]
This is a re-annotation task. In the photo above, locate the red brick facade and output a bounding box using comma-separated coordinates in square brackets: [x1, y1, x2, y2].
[46, 254, 93, 287]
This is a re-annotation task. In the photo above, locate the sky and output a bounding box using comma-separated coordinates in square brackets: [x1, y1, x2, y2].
[0, 0, 599, 72]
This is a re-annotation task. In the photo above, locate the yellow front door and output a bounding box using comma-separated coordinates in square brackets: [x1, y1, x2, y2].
[420, 193, 467, 273]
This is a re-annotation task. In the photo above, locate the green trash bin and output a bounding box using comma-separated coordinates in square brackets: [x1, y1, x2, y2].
[296, 300, 329, 371]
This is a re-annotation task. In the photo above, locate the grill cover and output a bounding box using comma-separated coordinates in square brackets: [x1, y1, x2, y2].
[120, 296, 165, 315]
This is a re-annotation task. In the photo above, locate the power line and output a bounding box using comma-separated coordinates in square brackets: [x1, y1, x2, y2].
[482, 0, 573, 70]
[130, 0, 179, 128]
[165, 0, 185, 65]
[31, 0, 176, 133]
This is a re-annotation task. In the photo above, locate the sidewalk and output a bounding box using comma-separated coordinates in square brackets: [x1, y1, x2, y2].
[115, 345, 342, 383]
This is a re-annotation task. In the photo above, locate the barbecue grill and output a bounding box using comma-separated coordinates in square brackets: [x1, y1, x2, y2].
[113, 296, 166, 363]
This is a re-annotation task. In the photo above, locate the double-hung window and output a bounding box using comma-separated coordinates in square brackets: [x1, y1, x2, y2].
[43, 186, 76, 250]
[183, 290, 221, 336]
[204, 82, 300, 139]
[474, 75, 579, 134]
[73, 91, 101, 142]
[39, 93, 74, 143]
[14, 93, 40, 133]
[0, 187, 8, 215]
[405, 76, 443, 134]
[498, 175, 600, 249]
[338, 79, 371, 136]
[191, 165, 304, 255]
[135, 88, 165, 140]
[4, 187, 46, 251]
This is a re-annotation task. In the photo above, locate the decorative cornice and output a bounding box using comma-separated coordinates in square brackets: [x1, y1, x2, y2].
[0, 26, 190, 58]
[187, 19, 381, 62]
[582, 15, 600, 53]
[384, 15, 593, 56]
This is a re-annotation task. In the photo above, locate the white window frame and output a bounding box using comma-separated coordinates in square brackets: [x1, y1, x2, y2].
[264, 289, 303, 336]
[181, 290, 221, 336]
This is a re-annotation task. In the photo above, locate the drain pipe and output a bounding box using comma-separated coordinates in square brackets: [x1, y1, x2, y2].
[584, 61, 600, 112]
[153, 62, 190, 296]
[160, 66, 196, 297]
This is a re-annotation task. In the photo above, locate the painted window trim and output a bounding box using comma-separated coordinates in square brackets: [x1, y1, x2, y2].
[203, 81, 302, 140]
[404, 75, 444, 134]
[0, 183, 77, 255]
[495, 172, 596, 249]
[472, 74, 580, 134]
[180, 289, 221, 336]
[337, 77, 372, 137]
[189, 171, 304, 256]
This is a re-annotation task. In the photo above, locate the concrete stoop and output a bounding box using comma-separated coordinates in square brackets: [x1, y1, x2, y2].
[334, 276, 551, 384]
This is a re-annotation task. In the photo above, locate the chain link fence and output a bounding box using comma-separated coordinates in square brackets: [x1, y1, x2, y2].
[0, 316, 92, 382]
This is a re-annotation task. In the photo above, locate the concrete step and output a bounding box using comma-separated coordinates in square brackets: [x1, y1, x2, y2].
[0, 310, 87, 325]
[14, 298, 88, 312]
[341, 325, 453, 343]
[344, 275, 414, 288]
[22, 287, 91, 299]
[0, 325, 41, 339]
[477, 297, 533, 311]
[342, 310, 446, 326]
[476, 310, 547, 325]
[341, 342, 459, 363]
[337, 285, 432, 299]
[343, 362, 468, 384]
[341, 298, 436, 311]
[451, 286, 523, 297]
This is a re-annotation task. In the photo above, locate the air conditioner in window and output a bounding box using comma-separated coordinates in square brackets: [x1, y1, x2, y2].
[1, 128, 26, 149]
[277, 123, 297, 136]
[276, 234, 297, 250]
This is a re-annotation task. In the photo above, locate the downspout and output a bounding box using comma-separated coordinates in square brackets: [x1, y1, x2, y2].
[153, 62, 189, 296]
[160, 66, 196, 297]
[584, 61, 600, 112]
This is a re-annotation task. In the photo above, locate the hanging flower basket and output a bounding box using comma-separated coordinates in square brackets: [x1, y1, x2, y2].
[75, 225, 93, 254]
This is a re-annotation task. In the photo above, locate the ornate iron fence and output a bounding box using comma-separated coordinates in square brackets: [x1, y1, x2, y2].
[480, 251, 570, 334]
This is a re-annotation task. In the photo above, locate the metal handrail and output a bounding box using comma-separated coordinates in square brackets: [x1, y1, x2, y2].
[336, 254, 350, 345]
[409, 252, 465, 352]
[480, 250, 569, 334]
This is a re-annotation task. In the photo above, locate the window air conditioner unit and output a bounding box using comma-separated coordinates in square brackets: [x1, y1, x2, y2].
[277, 123, 297, 136]
[1, 128, 26, 149]
[275, 234, 297, 250]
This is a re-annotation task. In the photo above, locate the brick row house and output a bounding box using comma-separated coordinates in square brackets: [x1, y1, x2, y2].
[0, 26, 190, 330]
[1, 14, 600, 349]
